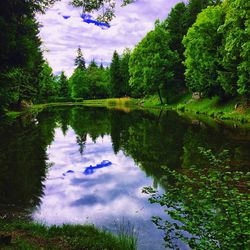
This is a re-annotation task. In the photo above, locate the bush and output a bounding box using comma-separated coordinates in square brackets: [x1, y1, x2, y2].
[143, 148, 250, 249]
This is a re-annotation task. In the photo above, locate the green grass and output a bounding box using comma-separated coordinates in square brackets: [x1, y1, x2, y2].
[175, 95, 250, 123]
[133, 95, 162, 107]
[5, 111, 22, 119]
[4, 95, 250, 125]
[0, 220, 137, 250]
[134, 93, 250, 124]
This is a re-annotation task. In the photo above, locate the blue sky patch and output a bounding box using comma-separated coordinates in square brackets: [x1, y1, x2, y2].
[63, 15, 71, 19]
[80, 14, 111, 30]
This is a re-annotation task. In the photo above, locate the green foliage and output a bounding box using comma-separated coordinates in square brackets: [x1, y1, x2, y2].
[218, 0, 250, 97]
[70, 51, 110, 99]
[0, 0, 135, 112]
[38, 62, 57, 102]
[120, 48, 131, 96]
[69, 68, 90, 98]
[143, 148, 250, 249]
[110, 50, 123, 97]
[163, 2, 189, 92]
[129, 21, 179, 103]
[71, 0, 135, 22]
[166, 2, 188, 55]
[183, 0, 249, 99]
[58, 71, 70, 98]
[183, 5, 225, 96]
[109, 49, 131, 98]
[0, 1, 43, 111]
[87, 60, 110, 98]
[74, 47, 86, 70]
[186, 0, 222, 27]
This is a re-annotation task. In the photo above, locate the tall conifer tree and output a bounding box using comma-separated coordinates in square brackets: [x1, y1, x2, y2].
[74, 47, 86, 71]
[110, 51, 122, 97]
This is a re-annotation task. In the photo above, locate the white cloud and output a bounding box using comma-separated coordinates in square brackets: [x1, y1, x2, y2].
[37, 0, 183, 76]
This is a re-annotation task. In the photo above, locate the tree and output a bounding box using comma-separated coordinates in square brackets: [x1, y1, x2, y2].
[183, 0, 249, 99]
[88, 59, 98, 70]
[218, 0, 250, 98]
[186, 0, 222, 27]
[70, 57, 110, 99]
[143, 148, 250, 249]
[110, 51, 122, 97]
[88, 60, 110, 98]
[15, 0, 135, 19]
[71, 0, 135, 22]
[120, 48, 131, 96]
[58, 71, 70, 98]
[129, 45, 146, 98]
[100, 63, 104, 70]
[163, 2, 189, 92]
[70, 48, 89, 99]
[166, 2, 188, 55]
[0, 0, 134, 112]
[69, 68, 90, 98]
[129, 21, 179, 103]
[183, 5, 225, 96]
[74, 47, 86, 71]
[0, 1, 44, 110]
[38, 62, 57, 102]
[87, 60, 100, 98]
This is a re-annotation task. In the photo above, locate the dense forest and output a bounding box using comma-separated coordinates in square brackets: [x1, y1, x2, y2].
[0, 0, 249, 114]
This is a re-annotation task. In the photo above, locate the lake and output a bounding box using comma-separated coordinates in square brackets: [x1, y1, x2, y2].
[0, 106, 249, 249]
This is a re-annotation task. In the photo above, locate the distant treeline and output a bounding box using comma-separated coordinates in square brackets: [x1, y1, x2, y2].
[0, 0, 249, 113]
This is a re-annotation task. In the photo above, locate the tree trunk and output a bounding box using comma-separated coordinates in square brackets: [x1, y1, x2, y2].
[157, 109, 163, 124]
[157, 88, 163, 105]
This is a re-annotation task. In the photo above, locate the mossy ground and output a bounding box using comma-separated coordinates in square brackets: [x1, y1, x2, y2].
[0, 220, 136, 250]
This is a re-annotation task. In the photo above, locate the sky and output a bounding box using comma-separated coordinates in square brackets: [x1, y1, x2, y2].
[37, 0, 183, 76]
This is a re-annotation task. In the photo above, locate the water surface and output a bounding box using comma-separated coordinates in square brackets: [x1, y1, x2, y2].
[0, 106, 249, 249]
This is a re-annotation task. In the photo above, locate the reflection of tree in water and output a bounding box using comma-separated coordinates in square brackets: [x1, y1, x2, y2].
[56, 107, 71, 136]
[182, 123, 250, 171]
[110, 109, 130, 154]
[76, 134, 87, 155]
[116, 110, 188, 189]
[0, 113, 57, 218]
[51, 106, 250, 185]
[144, 148, 250, 249]
[69, 107, 111, 151]
[1, 105, 250, 241]
[37, 109, 58, 146]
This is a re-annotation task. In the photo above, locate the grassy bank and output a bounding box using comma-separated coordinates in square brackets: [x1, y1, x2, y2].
[132, 94, 250, 124]
[175, 96, 250, 123]
[4, 97, 135, 118]
[4, 95, 250, 124]
[0, 219, 137, 250]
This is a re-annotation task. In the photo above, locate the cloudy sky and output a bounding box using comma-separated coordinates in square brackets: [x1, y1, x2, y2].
[37, 0, 183, 76]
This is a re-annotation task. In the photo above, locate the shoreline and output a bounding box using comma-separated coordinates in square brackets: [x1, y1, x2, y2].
[0, 219, 136, 249]
[4, 96, 250, 126]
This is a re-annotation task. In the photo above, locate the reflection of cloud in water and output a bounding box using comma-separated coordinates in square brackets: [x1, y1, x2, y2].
[33, 127, 166, 249]
[71, 195, 102, 206]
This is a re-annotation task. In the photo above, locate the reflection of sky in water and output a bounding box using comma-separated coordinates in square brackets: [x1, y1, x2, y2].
[32, 128, 175, 250]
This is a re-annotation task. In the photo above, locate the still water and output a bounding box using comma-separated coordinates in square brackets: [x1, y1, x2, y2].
[0, 106, 249, 249]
